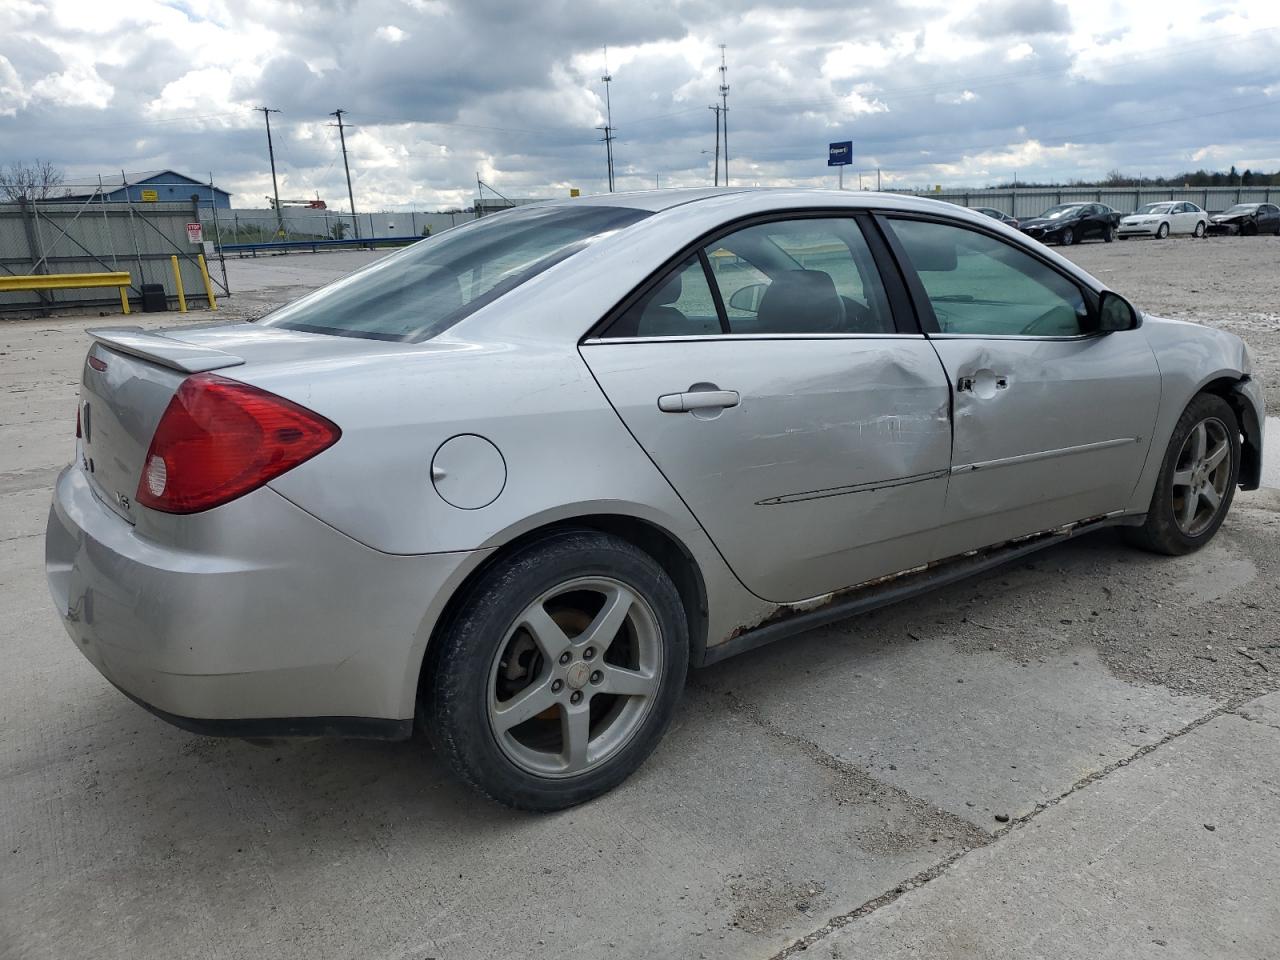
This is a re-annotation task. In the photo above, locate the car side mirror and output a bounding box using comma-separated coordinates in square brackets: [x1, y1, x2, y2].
[728, 282, 768, 314]
[1098, 290, 1139, 332]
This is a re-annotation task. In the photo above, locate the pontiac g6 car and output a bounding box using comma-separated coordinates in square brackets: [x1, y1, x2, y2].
[47, 189, 1264, 810]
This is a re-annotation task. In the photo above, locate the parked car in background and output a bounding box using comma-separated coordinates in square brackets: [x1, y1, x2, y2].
[1207, 203, 1280, 236]
[973, 206, 1019, 228]
[47, 189, 1264, 810]
[1019, 203, 1122, 245]
[1118, 201, 1208, 239]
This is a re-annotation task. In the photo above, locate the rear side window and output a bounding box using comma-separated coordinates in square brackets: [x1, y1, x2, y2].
[605, 216, 895, 338]
[259, 205, 650, 341]
[887, 218, 1089, 337]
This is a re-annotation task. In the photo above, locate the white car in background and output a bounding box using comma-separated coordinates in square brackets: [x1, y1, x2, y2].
[1117, 201, 1208, 240]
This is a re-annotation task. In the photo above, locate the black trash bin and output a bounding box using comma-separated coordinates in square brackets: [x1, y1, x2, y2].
[140, 283, 167, 312]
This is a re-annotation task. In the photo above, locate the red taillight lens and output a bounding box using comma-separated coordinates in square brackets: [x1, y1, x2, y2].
[136, 373, 340, 514]
[76, 404, 82, 439]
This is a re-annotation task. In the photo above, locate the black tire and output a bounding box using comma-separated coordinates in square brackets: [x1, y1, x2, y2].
[422, 530, 689, 811]
[1060, 227, 1075, 246]
[1103, 225, 1115, 243]
[1123, 393, 1240, 556]
[1243, 221, 1258, 237]
[1156, 222, 1169, 239]
[1194, 221, 1206, 238]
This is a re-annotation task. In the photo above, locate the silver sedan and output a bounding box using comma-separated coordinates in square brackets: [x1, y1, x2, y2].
[46, 189, 1265, 809]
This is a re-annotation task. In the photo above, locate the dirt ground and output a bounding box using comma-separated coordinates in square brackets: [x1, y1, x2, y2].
[1063, 234, 1280, 412]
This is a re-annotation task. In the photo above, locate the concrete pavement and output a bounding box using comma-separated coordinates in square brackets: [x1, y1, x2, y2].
[2, 246, 1279, 959]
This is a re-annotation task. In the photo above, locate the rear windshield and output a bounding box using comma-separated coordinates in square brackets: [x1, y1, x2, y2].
[258, 204, 650, 341]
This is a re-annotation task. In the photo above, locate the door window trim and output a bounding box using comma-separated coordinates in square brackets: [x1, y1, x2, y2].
[872, 211, 1107, 340]
[584, 209, 922, 342]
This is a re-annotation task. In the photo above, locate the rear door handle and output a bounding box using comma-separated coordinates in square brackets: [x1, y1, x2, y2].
[657, 389, 740, 413]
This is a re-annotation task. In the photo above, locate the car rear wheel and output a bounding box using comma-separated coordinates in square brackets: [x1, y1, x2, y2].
[1124, 393, 1240, 556]
[1156, 223, 1169, 239]
[422, 530, 689, 810]
[1194, 221, 1206, 238]
[1103, 225, 1114, 243]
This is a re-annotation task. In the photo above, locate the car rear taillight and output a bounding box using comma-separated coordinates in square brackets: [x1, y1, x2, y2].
[76, 404, 81, 439]
[136, 373, 340, 514]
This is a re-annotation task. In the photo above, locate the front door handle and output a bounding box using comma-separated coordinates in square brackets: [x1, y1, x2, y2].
[657, 389, 740, 413]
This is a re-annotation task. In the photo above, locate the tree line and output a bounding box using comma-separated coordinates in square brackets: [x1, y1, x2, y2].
[996, 166, 1280, 189]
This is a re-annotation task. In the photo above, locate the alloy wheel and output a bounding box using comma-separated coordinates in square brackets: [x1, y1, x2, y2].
[1171, 417, 1232, 537]
[487, 576, 663, 778]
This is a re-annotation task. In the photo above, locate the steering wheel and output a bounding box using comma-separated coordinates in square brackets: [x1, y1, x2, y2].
[1021, 306, 1080, 337]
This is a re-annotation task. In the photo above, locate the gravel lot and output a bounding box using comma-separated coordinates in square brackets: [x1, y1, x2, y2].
[2, 238, 1279, 960]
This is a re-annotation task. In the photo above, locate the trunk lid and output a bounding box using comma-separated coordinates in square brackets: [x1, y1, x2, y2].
[77, 322, 404, 523]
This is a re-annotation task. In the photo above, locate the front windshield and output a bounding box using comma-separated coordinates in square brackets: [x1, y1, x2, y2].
[1135, 203, 1175, 215]
[258, 204, 650, 341]
[1041, 204, 1085, 219]
[1222, 204, 1258, 215]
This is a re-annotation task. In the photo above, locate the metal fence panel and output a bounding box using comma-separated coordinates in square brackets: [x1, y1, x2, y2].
[912, 185, 1276, 218]
[0, 197, 218, 316]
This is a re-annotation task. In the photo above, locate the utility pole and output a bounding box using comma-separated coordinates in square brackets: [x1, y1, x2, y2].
[710, 105, 721, 186]
[257, 107, 284, 238]
[598, 48, 616, 192]
[329, 109, 360, 242]
[719, 44, 730, 186]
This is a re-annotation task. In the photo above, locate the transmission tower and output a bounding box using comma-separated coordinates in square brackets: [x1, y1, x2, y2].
[598, 48, 616, 192]
[719, 44, 730, 186]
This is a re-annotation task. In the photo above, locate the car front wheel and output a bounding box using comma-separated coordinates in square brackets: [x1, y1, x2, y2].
[1124, 393, 1240, 556]
[1060, 227, 1075, 245]
[422, 530, 689, 810]
[1156, 223, 1170, 239]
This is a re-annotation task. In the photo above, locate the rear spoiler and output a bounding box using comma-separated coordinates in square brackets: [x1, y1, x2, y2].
[87, 326, 244, 374]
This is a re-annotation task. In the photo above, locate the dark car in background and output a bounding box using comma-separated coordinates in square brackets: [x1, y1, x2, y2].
[1019, 203, 1122, 245]
[1207, 203, 1280, 236]
[974, 206, 1019, 228]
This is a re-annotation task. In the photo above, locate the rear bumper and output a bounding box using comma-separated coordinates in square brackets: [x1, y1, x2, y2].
[47, 465, 481, 729]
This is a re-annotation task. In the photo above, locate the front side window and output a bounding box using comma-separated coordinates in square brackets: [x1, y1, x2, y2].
[887, 218, 1090, 337]
[259, 204, 649, 341]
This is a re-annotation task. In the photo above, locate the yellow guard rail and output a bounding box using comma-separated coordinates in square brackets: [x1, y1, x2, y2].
[0, 271, 134, 314]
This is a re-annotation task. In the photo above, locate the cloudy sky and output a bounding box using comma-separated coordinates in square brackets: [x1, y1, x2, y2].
[2, 0, 1279, 212]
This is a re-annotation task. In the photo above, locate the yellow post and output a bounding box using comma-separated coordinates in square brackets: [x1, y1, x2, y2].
[197, 254, 217, 310]
[169, 255, 187, 313]
[119, 286, 131, 315]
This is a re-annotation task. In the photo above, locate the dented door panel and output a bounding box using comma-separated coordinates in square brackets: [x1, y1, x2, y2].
[929, 332, 1162, 556]
[582, 336, 952, 603]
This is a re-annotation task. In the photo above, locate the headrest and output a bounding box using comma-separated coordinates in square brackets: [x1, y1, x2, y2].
[756, 270, 845, 333]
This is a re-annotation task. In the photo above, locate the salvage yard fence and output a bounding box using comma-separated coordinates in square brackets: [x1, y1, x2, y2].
[911, 185, 1280, 220]
[0, 189, 228, 317]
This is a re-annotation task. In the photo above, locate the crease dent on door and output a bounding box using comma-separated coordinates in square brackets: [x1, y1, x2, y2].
[582, 338, 953, 603]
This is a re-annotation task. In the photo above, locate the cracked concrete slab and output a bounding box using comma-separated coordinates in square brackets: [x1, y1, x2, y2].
[812, 707, 1280, 960]
[2, 683, 975, 960]
[700, 633, 1215, 832]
